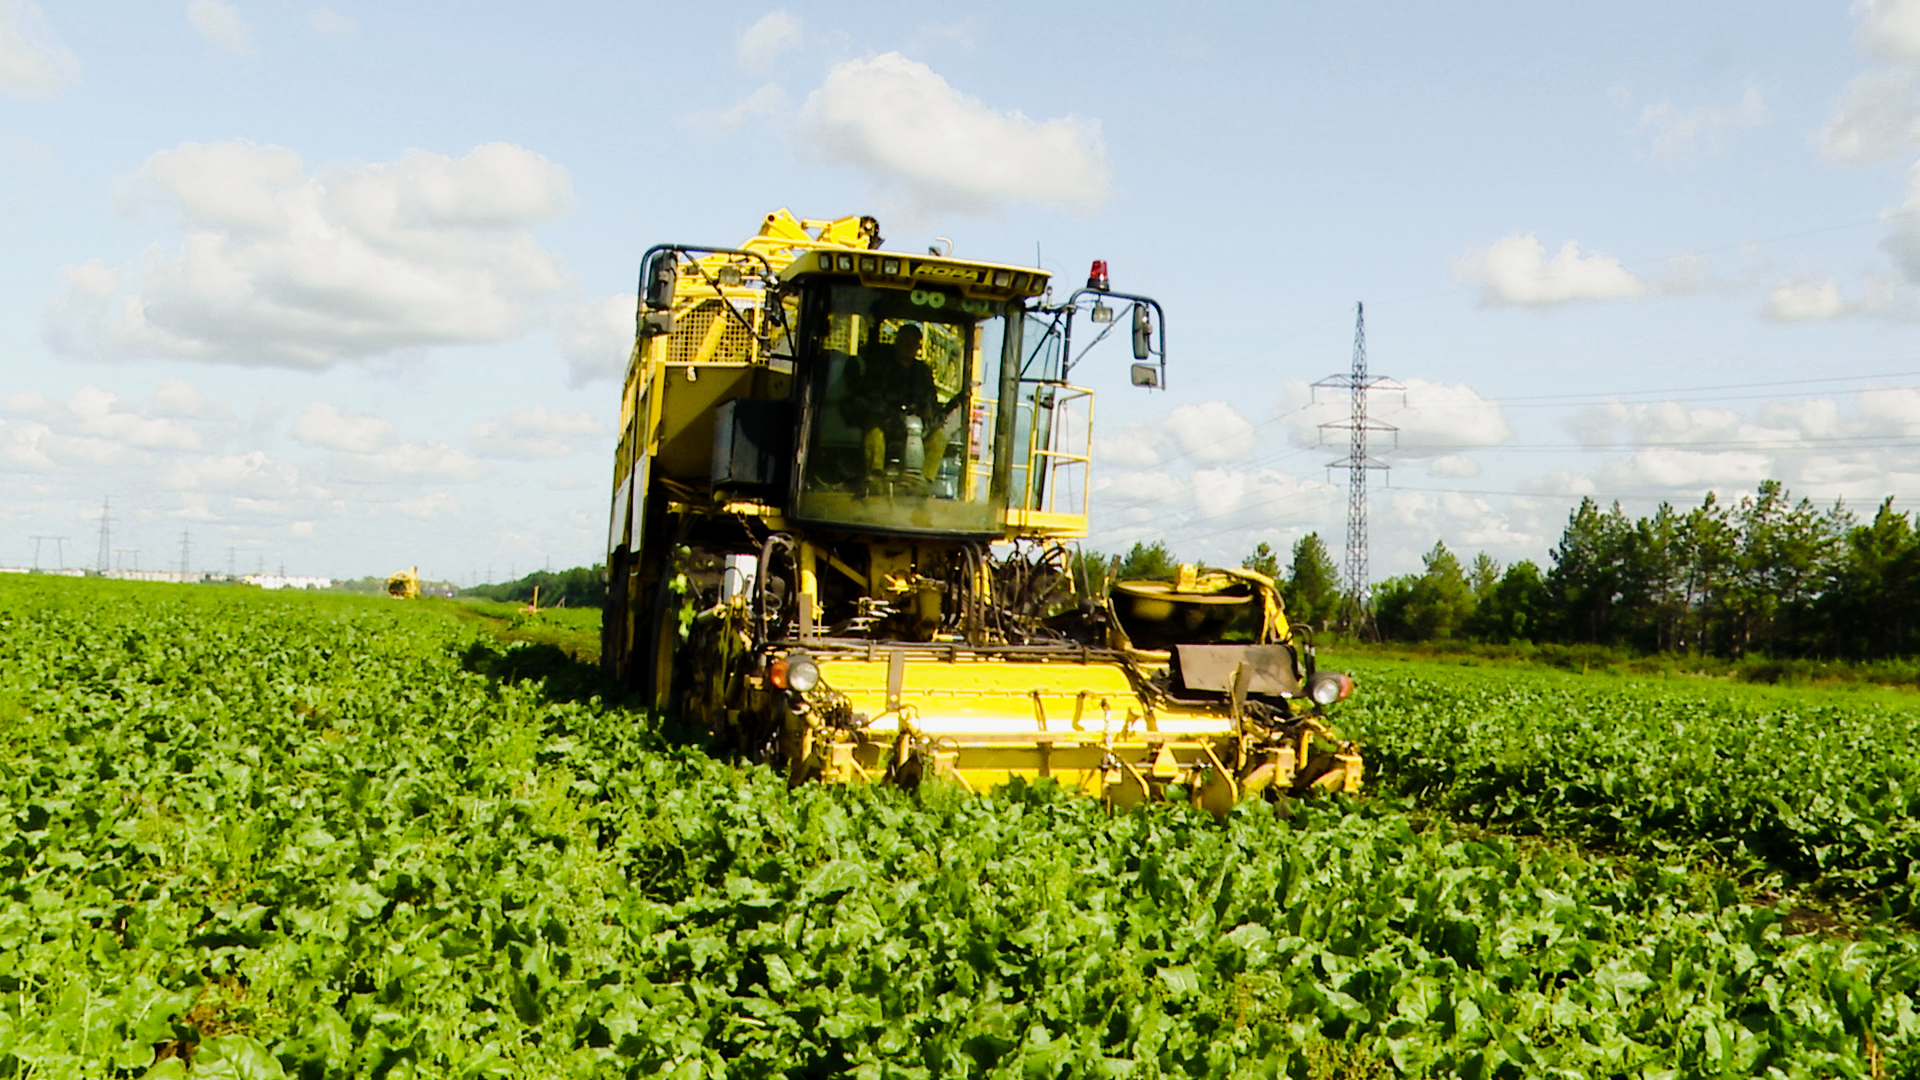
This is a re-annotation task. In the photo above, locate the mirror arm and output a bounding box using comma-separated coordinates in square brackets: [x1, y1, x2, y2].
[1059, 287, 1167, 388]
[634, 244, 779, 342]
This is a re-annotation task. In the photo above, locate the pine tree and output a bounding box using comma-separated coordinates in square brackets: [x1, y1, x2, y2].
[1283, 532, 1341, 630]
[1241, 541, 1282, 580]
[1115, 541, 1178, 582]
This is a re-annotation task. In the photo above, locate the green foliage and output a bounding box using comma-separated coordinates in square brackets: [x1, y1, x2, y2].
[464, 565, 607, 609]
[1345, 657, 1920, 919]
[1377, 543, 1475, 642]
[1537, 482, 1868, 657]
[5, 576, 1920, 1077]
[1115, 541, 1178, 582]
[1069, 548, 1116, 599]
[1464, 560, 1548, 643]
[1284, 533, 1342, 631]
[1240, 542, 1282, 580]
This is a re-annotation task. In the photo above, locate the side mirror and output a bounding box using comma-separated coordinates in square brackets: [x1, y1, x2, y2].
[1131, 304, 1152, 360]
[1130, 363, 1161, 388]
[643, 253, 678, 311]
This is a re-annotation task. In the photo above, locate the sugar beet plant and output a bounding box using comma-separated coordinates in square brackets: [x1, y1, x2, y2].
[1342, 662, 1920, 920]
[4, 576, 1920, 1078]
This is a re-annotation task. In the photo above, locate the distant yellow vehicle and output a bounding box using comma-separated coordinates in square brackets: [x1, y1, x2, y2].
[386, 567, 420, 599]
[601, 210, 1360, 809]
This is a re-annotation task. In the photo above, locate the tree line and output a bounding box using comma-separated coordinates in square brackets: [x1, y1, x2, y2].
[464, 564, 607, 609]
[1096, 480, 1920, 660]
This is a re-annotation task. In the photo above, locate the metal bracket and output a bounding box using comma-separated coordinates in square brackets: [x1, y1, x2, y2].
[885, 648, 905, 713]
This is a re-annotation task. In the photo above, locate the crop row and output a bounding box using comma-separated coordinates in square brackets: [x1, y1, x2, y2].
[1341, 661, 1920, 918]
[3, 577, 1920, 1077]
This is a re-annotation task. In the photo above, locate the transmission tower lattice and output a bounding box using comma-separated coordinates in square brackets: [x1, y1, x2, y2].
[29, 535, 68, 571]
[95, 497, 111, 574]
[1312, 302, 1402, 637]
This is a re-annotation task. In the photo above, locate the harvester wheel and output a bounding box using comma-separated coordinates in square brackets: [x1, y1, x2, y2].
[601, 544, 631, 684]
[643, 581, 681, 716]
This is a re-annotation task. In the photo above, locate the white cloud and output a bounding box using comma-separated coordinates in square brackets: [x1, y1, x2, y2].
[1568, 399, 1753, 449]
[0, 1, 78, 95]
[1090, 460, 1341, 567]
[1379, 378, 1513, 455]
[1879, 161, 1920, 285]
[719, 83, 789, 129]
[1860, 0, 1920, 62]
[553, 296, 634, 385]
[1595, 449, 1774, 492]
[1452, 233, 1646, 307]
[1545, 389, 1920, 505]
[1519, 470, 1599, 497]
[1166, 401, 1256, 462]
[469, 406, 602, 460]
[1093, 429, 1162, 469]
[1386, 491, 1539, 553]
[188, 1, 254, 55]
[46, 141, 574, 369]
[1634, 84, 1768, 161]
[392, 492, 463, 519]
[291, 402, 394, 454]
[2, 384, 229, 454]
[1284, 377, 1510, 460]
[153, 378, 234, 420]
[0, 419, 54, 470]
[1821, 70, 1920, 164]
[1428, 455, 1480, 478]
[1094, 400, 1256, 469]
[737, 11, 802, 71]
[1094, 468, 1183, 508]
[308, 7, 357, 38]
[1763, 278, 1850, 321]
[1187, 467, 1324, 522]
[158, 450, 299, 496]
[801, 52, 1109, 214]
[327, 442, 489, 484]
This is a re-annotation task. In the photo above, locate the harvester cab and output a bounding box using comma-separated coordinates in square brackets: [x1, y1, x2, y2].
[386, 566, 421, 600]
[603, 210, 1361, 810]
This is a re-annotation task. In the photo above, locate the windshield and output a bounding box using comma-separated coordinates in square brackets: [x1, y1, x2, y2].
[793, 282, 1012, 536]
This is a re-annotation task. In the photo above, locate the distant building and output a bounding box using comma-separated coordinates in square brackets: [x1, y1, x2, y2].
[244, 574, 334, 590]
[105, 570, 213, 584]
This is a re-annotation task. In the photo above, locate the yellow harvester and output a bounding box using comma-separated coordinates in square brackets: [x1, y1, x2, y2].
[602, 211, 1361, 809]
[386, 566, 421, 599]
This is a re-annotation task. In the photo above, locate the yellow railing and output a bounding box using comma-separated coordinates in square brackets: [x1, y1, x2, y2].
[1025, 384, 1094, 519]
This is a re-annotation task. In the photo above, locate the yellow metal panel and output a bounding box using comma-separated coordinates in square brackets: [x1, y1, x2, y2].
[814, 655, 1236, 739]
[1003, 509, 1089, 538]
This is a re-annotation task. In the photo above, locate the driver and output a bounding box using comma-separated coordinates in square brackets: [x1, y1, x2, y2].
[842, 323, 953, 489]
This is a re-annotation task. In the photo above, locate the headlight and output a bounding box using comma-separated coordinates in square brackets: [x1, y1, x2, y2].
[785, 652, 821, 692]
[1307, 671, 1353, 706]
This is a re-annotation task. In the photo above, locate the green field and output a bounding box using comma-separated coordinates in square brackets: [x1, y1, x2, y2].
[5, 576, 1920, 1078]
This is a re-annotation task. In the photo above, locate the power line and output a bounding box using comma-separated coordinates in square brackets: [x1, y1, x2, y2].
[1389, 380, 1920, 413]
[1370, 206, 1920, 309]
[1397, 432, 1920, 453]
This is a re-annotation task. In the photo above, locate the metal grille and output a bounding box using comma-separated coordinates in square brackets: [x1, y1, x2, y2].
[667, 302, 757, 366]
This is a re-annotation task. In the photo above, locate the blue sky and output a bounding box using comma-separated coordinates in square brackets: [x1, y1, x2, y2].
[4, 1, 1919, 583]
